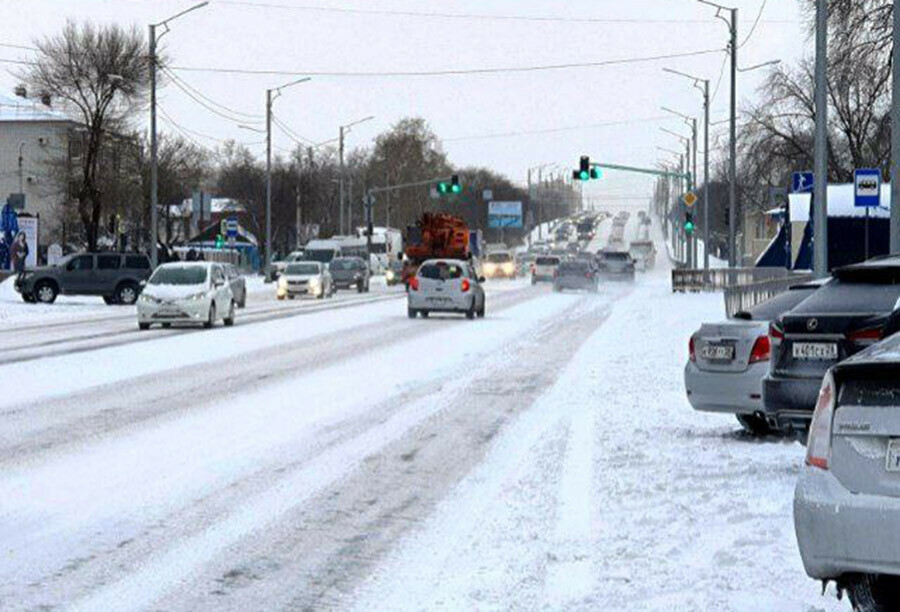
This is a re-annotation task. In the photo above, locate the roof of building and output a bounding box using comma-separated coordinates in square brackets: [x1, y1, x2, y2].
[0, 93, 74, 123]
[788, 183, 892, 222]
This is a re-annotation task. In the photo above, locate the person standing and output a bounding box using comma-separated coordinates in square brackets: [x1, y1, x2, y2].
[11, 231, 28, 282]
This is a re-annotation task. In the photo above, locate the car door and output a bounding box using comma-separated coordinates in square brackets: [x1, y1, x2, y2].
[211, 265, 230, 312]
[95, 254, 122, 294]
[63, 254, 95, 293]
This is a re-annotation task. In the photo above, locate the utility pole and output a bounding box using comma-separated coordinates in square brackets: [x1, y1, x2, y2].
[339, 125, 345, 235]
[265, 88, 273, 281]
[148, 2, 209, 268]
[702, 79, 710, 271]
[729, 7, 738, 267]
[892, 0, 900, 252]
[813, 0, 829, 277]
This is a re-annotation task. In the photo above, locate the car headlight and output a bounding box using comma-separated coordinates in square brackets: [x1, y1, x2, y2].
[183, 292, 207, 301]
[309, 277, 321, 287]
[502, 263, 515, 273]
[139, 293, 160, 304]
[385, 270, 395, 281]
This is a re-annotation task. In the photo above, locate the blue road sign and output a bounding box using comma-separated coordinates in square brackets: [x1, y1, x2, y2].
[225, 216, 239, 237]
[791, 171, 814, 194]
[854, 168, 881, 208]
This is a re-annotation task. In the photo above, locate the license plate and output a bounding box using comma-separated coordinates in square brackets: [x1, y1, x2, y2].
[792, 342, 838, 360]
[886, 439, 900, 472]
[158, 306, 181, 316]
[427, 297, 451, 303]
[701, 344, 734, 361]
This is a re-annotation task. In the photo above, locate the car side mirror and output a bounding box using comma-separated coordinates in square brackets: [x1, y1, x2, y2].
[478, 276, 486, 283]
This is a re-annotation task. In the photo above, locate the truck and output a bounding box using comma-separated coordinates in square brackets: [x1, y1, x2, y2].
[402, 213, 473, 286]
[355, 226, 403, 274]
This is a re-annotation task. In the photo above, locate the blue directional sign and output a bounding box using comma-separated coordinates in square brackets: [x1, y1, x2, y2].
[225, 216, 239, 237]
[791, 171, 814, 194]
[854, 168, 881, 208]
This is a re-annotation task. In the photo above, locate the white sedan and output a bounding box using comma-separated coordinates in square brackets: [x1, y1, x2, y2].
[277, 261, 334, 299]
[136, 262, 236, 330]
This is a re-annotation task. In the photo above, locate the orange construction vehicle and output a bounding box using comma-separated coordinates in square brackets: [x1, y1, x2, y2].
[401, 213, 471, 286]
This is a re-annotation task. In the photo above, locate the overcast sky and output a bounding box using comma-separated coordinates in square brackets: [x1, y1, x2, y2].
[1, 0, 810, 206]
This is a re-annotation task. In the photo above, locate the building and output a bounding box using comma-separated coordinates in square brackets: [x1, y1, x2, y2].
[0, 92, 79, 252]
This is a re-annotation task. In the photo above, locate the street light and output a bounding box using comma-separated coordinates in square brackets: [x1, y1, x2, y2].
[663, 67, 711, 271]
[737, 59, 782, 73]
[264, 76, 312, 281]
[338, 115, 375, 235]
[149, 1, 210, 268]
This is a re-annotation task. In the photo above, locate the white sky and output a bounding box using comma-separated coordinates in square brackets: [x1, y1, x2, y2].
[1, 0, 809, 205]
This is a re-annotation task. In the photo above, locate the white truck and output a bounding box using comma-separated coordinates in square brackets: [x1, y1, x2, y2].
[356, 226, 403, 273]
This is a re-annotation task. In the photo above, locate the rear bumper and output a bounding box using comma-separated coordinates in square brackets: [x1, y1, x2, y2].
[795, 465, 900, 579]
[555, 279, 596, 291]
[762, 374, 820, 431]
[684, 361, 765, 415]
[532, 274, 554, 283]
[407, 294, 474, 313]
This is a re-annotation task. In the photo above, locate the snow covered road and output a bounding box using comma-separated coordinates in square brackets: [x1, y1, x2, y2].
[2, 244, 843, 612]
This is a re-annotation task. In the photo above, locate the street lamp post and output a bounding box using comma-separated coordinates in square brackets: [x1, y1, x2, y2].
[338, 116, 374, 235]
[149, 1, 209, 268]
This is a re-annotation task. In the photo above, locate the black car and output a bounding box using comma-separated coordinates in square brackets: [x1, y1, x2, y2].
[329, 256, 370, 292]
[16, 252, 152, 305]
[597, 250, 635, 281]
[763, 256, 900, 436]
[553, 260, 598, 293]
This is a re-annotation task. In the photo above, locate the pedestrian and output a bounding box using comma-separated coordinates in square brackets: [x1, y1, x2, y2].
[11, 231, 28, 283]
[0, 234, 9, 271]
[186, 248, 197, 262]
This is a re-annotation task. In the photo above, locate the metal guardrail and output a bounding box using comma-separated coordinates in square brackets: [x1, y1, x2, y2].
[672, 267, 806, 293]
[723, 274, 814, 318]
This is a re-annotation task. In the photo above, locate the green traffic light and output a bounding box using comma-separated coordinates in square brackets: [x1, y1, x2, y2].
[451, 183, 461, 194]
[579, 170, 589, 181]
[438, 183, 449, 194]
[684, 221, 695, 234]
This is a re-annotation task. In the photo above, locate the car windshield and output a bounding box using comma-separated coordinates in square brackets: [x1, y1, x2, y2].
[285, 263, 321, 275]
[330, 259, 359, 271]
[559, 262, 590, 273]
[419, 262, 464, 280]
[149, 266, 207, 285]
[535, 257, 560, 266]
[742, 287, 818, 320]
[487, 253, 511, 263]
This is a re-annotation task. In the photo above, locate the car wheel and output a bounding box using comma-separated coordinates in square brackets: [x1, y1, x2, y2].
[847, 574, 900, 612]
[223, 301, 235, 327]
[407, 307, 417, 319]
[736, 414, 772, 437]
[35, 281, 58, 304]
[138, 322, 151, 330]
[203, 303, 216, 329]
[357, 282, 364, 293]
[477, 301, 485, 318]
[239, 293, 246, 308]
[421, 310, 429, 318]
[116, 282, 139, 306]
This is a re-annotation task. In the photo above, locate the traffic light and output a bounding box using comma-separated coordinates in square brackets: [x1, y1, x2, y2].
[215, 234, 225, 249]
[684, 212, 695, 235]
[573, 156, 602, 181]
[437, 174, 462, 195]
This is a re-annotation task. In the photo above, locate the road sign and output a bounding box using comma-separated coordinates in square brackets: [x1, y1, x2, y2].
[791, 171, 814, 194]
[682, 191, 697, 208]
[488, 201, 523, 228]
[226, 216, 239, 237]
[483, 189, 493, 201]
[854, 168, 881, 208]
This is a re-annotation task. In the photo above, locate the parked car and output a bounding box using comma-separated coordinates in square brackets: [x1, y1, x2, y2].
[329, 256, 370, 292]
[531, 256, 561, 284]
[685, 283, 820, 435]
[483, 252, 516, 279]
[276, 261, 333, 299]
[794, 332, 900, 611]
[764, 257, 900, 437]
[136, 262, 235, 330]
[223, 264, 247, 308]
[16, 252, 152, 305]
[597, 250, 636, 281]
[553, 260, 599, 293]
[407, 258, 485, 319]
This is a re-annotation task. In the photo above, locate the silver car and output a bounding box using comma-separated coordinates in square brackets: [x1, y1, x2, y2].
[407, 259, 485, 319]
[794, 328, 900, 611]
[136, 262, 235, 330]
[685, 284, 818, 435]
[277, 261, 333, 299]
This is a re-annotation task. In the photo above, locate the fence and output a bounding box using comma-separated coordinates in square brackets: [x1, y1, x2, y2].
[671, 267, 807, 293]
[723, 274, 814, 318]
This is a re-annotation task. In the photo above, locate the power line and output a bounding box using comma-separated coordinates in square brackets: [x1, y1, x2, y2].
[739, 0, 768, 49]
[710, 52, 729, 105]
[157, 104, 265, 150]
[444, 116, 679, 143]
[217, 1, 797, 26]
[0, 42, 38, 51]
[170, 48, 725, 78]
[161, 67, 263, 120]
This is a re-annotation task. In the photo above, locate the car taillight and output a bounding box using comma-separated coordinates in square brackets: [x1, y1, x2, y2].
[688, 335, 696, 362]
[461, 278, 470, 292]
[847, 325, 883, 345]
[410, 277, 419, 291]
[748, 334, 771, 364]
[806, 372, 836, 470]
[769, 321, 784, 342]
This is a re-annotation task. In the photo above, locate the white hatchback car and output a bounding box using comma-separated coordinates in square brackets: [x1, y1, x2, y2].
[277, 261, 334, 299]
[137, 262, 235, 330]
[407, 259, 485, 319]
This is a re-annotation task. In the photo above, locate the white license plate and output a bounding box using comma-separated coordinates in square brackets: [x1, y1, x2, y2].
[701, 344, 734, 361]
[427, 297, 452, 303]
[792, 342, 838, 360]
[158, 306, 181, 316]
[886, 440, 900, 472]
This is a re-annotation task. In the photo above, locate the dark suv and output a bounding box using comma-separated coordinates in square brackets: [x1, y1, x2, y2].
[16, 252, 153, 305]
[763, 256, 900, 436]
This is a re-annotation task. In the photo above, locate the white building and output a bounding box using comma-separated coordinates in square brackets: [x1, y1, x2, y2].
[0, 93, 79, 249]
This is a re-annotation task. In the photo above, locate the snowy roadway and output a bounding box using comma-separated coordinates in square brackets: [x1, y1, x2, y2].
[2, 236, 842, 612]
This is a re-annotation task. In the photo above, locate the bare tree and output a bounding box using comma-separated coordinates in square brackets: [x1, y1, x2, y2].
[21, 20, 150, 250]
